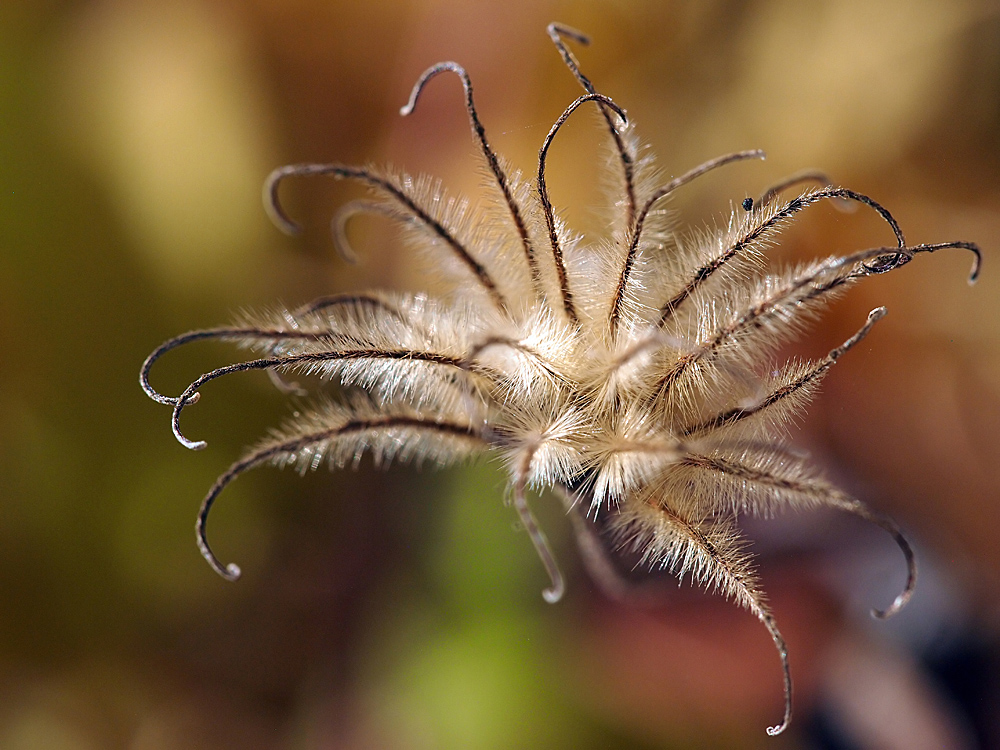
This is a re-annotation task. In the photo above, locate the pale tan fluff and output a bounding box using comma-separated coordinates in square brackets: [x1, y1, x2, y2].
[141, 23, 979, 735]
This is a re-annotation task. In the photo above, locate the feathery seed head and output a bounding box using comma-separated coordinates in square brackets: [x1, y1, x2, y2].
[141, 22, 980, 736]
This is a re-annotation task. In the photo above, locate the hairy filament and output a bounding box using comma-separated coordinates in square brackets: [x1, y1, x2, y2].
[607, 329, 685, 374]
[171, 349, 474, 450]
[609, 149, 767, 336]
[656, 242, 978, 401]
[682, 306, 887, 436]
[268, 292, 430, 395]
[264, 163, 507, 310]
[329, 200, 399, 264]
[464, 336, 566, 383]
[757, 170, 837, 208]
[538, 93, 627, 326]
[141, 327, 331, 405]
[658, 188, 906, 325]
[401, 62, 538, 283]
[547, 22, 636, 227]
[679, 453, 916, 619]
[289, 291, 416, 324]
[197, 417, 485, 581]
[644, 500, 792, 736]
[830, 499, 916, 619]
[514, 448, 565, 603]
[140, 293, 421, 405]
[862, 240, 980, 284]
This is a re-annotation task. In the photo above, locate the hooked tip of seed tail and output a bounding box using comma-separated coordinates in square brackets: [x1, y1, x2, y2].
[542, 582, 565, 603]
[869, 306, 888, 322]
[870, 592, 907, 620]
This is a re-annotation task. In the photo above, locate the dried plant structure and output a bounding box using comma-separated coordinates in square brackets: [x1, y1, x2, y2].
[141, 23, 980, 736]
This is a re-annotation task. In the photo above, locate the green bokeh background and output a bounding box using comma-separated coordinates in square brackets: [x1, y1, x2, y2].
[2, 1, 999, 747]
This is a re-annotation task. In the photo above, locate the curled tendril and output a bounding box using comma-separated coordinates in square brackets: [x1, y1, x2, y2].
[537, 92, 628, 325]
[140, 327, 329, 406]
[196, 417, 485, 582]
[657, 187, 908, 326]
[513, 451, 565, 603]
[140, 292, 424, 406]
[861, 240, 981, 283]
[547, 22, 637, 226]
[264, 163, 508, 310]
[170, 348, 469, 450]
[861, 509, 917, 620]
[329, 200, 401, 264]
[400, 61, 538, 278]
[755, 169, 853, 213]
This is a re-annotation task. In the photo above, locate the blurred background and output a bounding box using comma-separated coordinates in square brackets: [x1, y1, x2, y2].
[2, 0, 999, 747]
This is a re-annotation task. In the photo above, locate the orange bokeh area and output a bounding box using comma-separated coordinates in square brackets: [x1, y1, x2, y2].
[1, 1, 998, 747]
